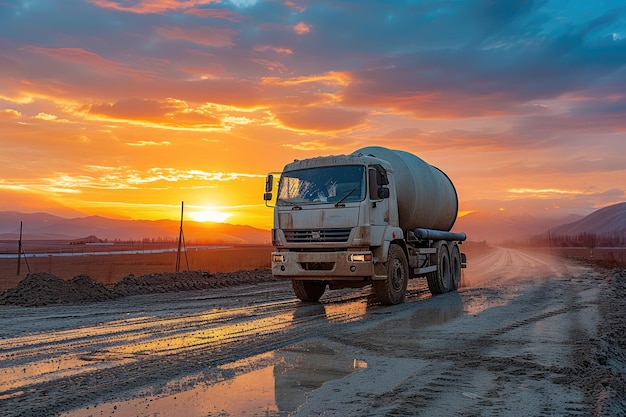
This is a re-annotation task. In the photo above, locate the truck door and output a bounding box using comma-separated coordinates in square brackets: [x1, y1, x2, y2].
[368, 167, 390, 227]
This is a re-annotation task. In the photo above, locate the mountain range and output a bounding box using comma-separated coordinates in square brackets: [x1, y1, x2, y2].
[449, 202, 625, 244]
[0, 212, 271, 244]
[0, 202, 624, 245]
[548, 202, 626, 237]
[451, 211, 584, 244]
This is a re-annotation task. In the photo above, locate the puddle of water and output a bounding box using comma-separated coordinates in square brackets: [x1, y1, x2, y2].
[458, 284, 526, 316]
[409, 292, 464, 328]
[0, 355, 124, 397]
[62, 365, 279, 417]
[61, 343, 362, 417]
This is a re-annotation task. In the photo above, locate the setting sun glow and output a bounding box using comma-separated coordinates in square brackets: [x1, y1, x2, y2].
[188, 210, 232, 223]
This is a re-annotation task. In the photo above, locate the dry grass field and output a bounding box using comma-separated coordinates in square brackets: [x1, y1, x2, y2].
[0, 244, 273, 291]
[0, 241, 491, 294]
[549, 247, 626, 267]
[4, 240, 619, 292]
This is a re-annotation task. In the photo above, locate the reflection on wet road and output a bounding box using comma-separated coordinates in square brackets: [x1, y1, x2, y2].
[0, 248, 573, 416]
[0, 281, 389, 416]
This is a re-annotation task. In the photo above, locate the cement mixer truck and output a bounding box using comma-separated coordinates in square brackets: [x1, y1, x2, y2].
[263, 146, 467, 305]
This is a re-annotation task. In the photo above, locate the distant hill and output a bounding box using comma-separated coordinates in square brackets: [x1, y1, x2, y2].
[454, 203, 626, 244]
[69, 235, 104, 245]
[0, 211, 271, 244]
[452, 211, 583, 244]
[548, 202, 626, 238]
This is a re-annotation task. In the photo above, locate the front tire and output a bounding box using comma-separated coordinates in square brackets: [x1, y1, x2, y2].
[373, 244, 408, 305]
[292, 280, 326, 302]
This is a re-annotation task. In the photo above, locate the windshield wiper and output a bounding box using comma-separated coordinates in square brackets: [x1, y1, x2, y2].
[335, 188, 356, 207]
[278, 199, 302, 210]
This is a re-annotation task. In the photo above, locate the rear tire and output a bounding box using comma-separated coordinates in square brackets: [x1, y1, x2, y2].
[292, 280, 326, 302]
[373, 244, 408, 305]
[426, 242, 453, 295]
[450, 243, 462, 290]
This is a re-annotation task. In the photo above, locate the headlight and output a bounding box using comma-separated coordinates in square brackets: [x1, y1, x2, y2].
[272, 254, 285, 262]
[348, 253, 372, 262]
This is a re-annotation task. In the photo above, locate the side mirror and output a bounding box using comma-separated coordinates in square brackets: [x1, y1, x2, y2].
[264, 174, 274, 202]
[378, 187, 390, 199]
[265, 174, 274, 192]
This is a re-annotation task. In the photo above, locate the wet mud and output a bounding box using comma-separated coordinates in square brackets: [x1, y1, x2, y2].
[0, 249, 624, 416]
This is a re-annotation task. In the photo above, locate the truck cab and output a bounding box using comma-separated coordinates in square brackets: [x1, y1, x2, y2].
[265, 149, 466, 305]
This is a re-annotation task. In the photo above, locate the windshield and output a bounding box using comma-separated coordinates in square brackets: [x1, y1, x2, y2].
[277, 165, 365, 205]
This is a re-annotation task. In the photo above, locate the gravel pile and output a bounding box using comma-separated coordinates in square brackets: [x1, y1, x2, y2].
[0, 268, 276, 307]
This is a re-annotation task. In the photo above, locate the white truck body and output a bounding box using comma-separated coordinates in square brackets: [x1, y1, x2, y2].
[264, 146, 466, 304]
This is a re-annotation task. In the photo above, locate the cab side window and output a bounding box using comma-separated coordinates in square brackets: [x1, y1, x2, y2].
[368, 168, 378, 199]
[369, 167, 390, 200]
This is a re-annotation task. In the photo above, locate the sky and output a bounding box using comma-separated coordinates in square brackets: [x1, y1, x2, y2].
[0, 0, 625, 230]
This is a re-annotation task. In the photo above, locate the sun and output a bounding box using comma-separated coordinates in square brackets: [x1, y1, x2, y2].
[188, 209, 232, 223]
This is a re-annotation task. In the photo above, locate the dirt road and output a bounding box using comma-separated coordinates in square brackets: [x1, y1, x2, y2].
[0, 248, 624, 416]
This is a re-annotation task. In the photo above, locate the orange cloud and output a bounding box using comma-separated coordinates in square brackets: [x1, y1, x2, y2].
[274, 106, 369, 132]
[87, 98, 222, 128]
[293, 22, 311, 35]
[254, 45, 293, 55]
[508, 188, 586, 196]
[284, 1, 306, 12]
[125, 140, 172, 147]
[282, 140, 344, 152]
[262, 71, 350, 87]
[155, 25, 236, 47]
[35, 167, 265, 197]
[23, 46, 152, 79]
[89, 0, 221, 14]
[89, 97, 182, 119]
[251, 58, 289, 74]
[0, 109, 21, 119]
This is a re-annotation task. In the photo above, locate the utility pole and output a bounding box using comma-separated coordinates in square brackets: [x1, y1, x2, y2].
[175, 201, 189, 272]
[16, 221, 30, 275]
[17, 222, 22, 275]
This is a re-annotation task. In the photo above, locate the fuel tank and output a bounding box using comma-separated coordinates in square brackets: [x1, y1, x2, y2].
[353, 146, 458, 231]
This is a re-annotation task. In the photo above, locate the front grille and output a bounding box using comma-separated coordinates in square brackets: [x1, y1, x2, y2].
[284, 228, 352, 243]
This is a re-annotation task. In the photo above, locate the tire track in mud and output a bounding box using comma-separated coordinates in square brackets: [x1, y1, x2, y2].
[303, 251, 604, 417]
[0, 283, 393, 416]
[3, 248, 617, 417]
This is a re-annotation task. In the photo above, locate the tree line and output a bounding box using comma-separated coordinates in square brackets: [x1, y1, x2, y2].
[530, 231, 626, 248]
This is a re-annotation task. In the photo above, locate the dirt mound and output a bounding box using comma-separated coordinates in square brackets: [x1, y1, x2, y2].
[113, 269, 275, 296]
[0, 268, 276, 307]
[0, 273, 116, 307]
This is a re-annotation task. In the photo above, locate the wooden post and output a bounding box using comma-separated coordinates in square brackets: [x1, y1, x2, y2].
[176, 202, 189, 272]
[17, 221, 22, 275]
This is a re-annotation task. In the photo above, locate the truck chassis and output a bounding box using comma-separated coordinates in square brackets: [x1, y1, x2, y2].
[272, 229, 466, 305]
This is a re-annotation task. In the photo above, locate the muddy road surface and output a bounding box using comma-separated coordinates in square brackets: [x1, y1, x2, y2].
[1, 248, 624, 416]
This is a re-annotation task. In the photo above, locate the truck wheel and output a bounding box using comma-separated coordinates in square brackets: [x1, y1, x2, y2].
[427, 243, 452, 295]
[373, 244, 408, 305]
[450, 243, 462, 290]
[292, 280, 326, 302]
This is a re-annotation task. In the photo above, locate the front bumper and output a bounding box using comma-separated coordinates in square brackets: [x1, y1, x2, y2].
[271, 250, 375, 280]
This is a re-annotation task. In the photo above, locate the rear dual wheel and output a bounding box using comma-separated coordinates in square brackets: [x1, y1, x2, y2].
[427, 242, 462, 295]
[427, 242, 453, 294]
[450, 242, 462, 290]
